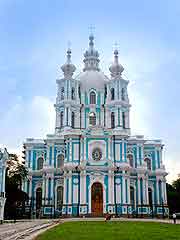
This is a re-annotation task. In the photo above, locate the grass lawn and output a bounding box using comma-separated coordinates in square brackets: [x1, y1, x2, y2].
[36, 221, 180, 240]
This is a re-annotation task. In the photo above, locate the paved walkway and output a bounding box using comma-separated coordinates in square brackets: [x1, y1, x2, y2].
[0, 219, 58, 240]
[0, 218, 179, 240]
[62, 217, 180, 224]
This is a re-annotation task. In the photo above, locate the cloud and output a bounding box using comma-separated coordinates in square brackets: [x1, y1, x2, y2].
[0, 95, 55, 154]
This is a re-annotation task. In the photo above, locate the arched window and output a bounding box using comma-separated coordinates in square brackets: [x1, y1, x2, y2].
[130, 186, 135, 206]
[90, 91, 96, 104]
[89, 112, 96, 126]
[57, 186, 63, 210]
[144, 158, 151, 170]
[61, 87, 64, 100]
[57, 154, 64, 168]
[127, 154, 133, 167]
[71, 87, 75, 100]
[148, 187, 153, 206]
[78, 85, 81, 99]
[71, 112, 75, 128]
[122, 112, 126, 128]
[111, 88, 115, 100]
[111, 112, 115, 129]
[37, 157, 43, 170]
[60, 111, 64, 128]
[121, 88, 125, 101]
[36, 187, 42, 210]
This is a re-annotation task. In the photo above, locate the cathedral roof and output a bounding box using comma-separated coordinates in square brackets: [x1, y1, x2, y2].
[76, 70, 109, 91]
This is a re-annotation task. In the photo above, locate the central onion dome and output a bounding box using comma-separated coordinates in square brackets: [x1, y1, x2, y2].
[77, 35, 109, 90]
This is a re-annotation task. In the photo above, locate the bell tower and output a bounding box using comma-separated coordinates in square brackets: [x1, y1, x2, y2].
[106, 49, 130, 132]
[55, 48, 80, 134]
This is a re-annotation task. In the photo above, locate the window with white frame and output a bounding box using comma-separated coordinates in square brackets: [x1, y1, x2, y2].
[90, 91, 96, 104]
[89, 112, 96, 126]
[71, 87, 75, 100]
[57, 154, 64, 168]
[121, 88, 125, 101]
[111, 112, 115, 129]
[60, 111, 64, 128]
[144, 158, 151, 170]
[61, 87, 64, 100]
[111, 88, 115, 100]
[37, 157, 43, 170]
[122, 112, 126, 128]
[71, 112, 75, 128]
[127, 154, 133, 167]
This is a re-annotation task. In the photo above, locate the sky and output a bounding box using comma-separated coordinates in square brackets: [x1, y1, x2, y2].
[0, 0, 180, 183]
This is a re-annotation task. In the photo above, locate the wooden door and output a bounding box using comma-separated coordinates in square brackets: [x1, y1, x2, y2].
[91, 182, 103, 216]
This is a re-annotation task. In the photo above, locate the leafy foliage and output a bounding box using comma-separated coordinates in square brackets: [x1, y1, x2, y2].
[167, 177, 180, 214]
[5, 153, 29, 219]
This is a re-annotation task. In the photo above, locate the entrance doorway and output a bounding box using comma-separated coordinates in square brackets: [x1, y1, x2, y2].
[91, 182, 103, 216]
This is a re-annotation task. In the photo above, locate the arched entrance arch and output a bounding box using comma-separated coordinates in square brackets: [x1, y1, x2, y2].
[91, 182, 103, 216]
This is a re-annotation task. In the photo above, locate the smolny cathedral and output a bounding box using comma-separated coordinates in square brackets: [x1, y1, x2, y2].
[23, 35, 168, 217]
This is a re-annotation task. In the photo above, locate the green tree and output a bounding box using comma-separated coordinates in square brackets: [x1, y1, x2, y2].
[5, 153, 29, 219]
[167, 177, 180, 214]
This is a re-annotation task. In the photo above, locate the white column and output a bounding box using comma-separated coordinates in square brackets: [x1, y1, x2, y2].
[108, 171, 114, 204]
[116, 180, 121, 204]
[108, 138, 111, 160]
[63, 174, 67, 204]
[143, 178, 146, 204]
[127, 177, 130, 204]
[138, 178, 141, 204]
[119, 108, 122, 127]
[122, 176, 126, 204]
[46, 147, 50, 166]
[115, 109, 118, 127]
[46, 177, 49, 204]
[51, 178, 54, 201]
[156, 180, 160, 204]
[68, 107, 71, 126]
[64, 107, 67, 126]
[30, 149, 33, 169]
[164, 181, 167, 204]
[84, 137, 87, 160]
[137, 145, 142, 166]
[29, 177, 32, 199]
[155, 148, 158, 169]
[80, 171, 86, 204]
[69, 139, 72, 162]
[100, 106, 103, 126]
[68, 172, 72, 204]
[146, 179, 149, 204]
[122, 140, 124, 162]
[51, 145, 54, 167]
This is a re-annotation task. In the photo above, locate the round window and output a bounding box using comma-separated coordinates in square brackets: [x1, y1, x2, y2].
[92, 148, 102, 161]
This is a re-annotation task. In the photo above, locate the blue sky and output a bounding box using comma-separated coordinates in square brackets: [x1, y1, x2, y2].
[0, 0, 179, 182]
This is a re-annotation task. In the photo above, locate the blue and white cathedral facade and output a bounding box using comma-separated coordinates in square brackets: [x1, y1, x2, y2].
[23, 35, 168, 217]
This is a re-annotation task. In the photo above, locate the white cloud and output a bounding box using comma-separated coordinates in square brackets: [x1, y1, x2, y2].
[0, 95, 55, 154]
